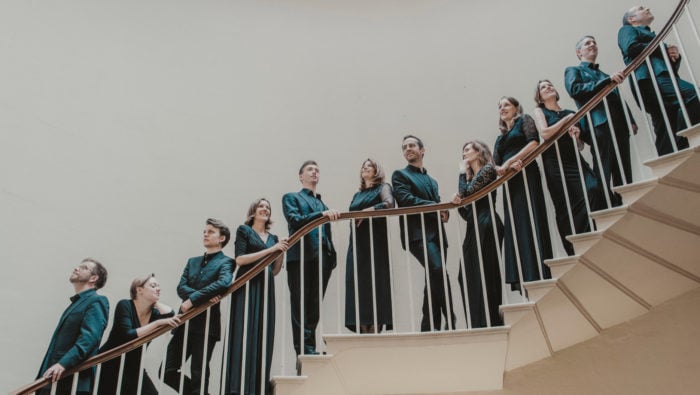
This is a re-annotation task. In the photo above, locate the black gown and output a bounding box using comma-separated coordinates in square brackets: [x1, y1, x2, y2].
[457, 164, 505, 328]
[225, 225, 277, 395]
[493, 114, 553, 288]
[345, 183, 394, 332]
[97, 299, 174, 395]
[539, 106, 605, 255]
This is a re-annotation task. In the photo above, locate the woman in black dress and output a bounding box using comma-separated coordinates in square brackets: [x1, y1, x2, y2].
[98, 275, 179, 395]
[532, 80, 605, 255]
[493, 96, 553, 292]
[225, 198, 288, 395]
[451, 141, 504, 328]
[345, 158, 394, 333]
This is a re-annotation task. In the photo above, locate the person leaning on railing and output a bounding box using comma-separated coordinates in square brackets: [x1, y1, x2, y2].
[451, 140, 504, 328]
[161, 218, 234, 395]
[565, 35, 637, 205]
[96, 274, 179, 395]
[224, 198, 288, 395]
[282, 160, 340, 356]
[533, 80, 605, 256]
[36, 258, 109, 395]
[345, 158, 395, 334]
[618, 5, 699, 155]
[493, 97, 553, 293]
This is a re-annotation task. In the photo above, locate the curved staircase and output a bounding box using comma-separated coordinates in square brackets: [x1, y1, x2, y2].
[271, 128, 700, 395]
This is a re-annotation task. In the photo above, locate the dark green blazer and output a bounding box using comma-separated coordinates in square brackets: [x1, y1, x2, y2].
[37, 288, 109, 394]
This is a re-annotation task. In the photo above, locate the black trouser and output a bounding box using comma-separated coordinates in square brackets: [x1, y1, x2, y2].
[635, 75, 698, 155]
[408, 239, 456, 332]
[589, 121, 630, 207]
[286, 252, 335, 355]
[162, 326, 217, 395]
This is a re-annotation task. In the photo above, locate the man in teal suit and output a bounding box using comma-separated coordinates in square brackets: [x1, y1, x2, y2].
[618, 5, 699, 155]
[282, 160, 339, 356]
[162, 218, 233, 395]
[565, 35, 637, 206]
[37, 258, 109, 395]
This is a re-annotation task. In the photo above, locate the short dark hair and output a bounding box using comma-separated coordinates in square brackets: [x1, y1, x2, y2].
[83, 257, 108, 289]
[206, 218, 231, 248]
[298, 160, 318, 175]
[402, 134, 424, 149]
[245, 198, 273, 230]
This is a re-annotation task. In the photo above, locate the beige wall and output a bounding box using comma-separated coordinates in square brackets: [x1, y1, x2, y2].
[0, 0, 692, 391]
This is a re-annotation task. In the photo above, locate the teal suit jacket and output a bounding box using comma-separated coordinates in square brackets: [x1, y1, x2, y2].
[37, 288, 109, 394]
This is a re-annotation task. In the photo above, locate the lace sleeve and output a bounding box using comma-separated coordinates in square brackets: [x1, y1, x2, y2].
[374, 183, 395, 210]
[459, 164, 497, 197]
[521, 114, 541, 143]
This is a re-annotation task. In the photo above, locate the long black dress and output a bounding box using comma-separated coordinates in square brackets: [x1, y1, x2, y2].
[493, 114, 553, 288]
[225, 225, 277, 395]
[345, 183, 394, 332]
[457, 164, 505, 328]
[539, 106, 605, 255]
[97, 300, 174, 395]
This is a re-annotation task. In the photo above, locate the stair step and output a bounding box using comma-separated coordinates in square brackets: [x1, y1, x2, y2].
[297, 354, 333, 376]
[316, 329, 510, 394]
[613, 178, 659, 205]
[566, 230, 604, 255]
[590, 205, 628, 231]
[524, 279, 557, 302]
[271, 376, 308, 395]
[545, 255, 580, 278]
[643, 148, 695, 178]
[678, 123, 700, 146]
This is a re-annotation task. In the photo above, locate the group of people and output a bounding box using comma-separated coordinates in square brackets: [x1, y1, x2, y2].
[33, 4, 699, 395]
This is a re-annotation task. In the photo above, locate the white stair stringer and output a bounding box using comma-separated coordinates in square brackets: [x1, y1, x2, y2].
[274, 146, 700, 395]
[273, 329, 510, 395]
[502, 145, 700, 372]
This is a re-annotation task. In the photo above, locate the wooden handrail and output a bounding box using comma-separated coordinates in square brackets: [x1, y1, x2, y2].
[9, 1, 690, 393]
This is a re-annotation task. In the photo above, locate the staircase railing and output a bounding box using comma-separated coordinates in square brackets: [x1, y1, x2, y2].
[11, 0, 696, 393]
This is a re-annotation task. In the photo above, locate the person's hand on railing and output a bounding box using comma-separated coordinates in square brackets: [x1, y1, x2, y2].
[323, 209, 341, 221]
[272, 238, 290, 252]
[451, 192, 462, 205]
[180, 299, 193, 313]
[42, 363, 65, 383]
[610, 70, 625, 84]
[157, 315, 181, 329]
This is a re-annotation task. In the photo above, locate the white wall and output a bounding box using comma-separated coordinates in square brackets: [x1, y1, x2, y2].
[0, 0, 690, 391]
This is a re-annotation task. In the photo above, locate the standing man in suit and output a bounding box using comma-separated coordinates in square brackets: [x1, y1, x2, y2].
[162, 218, 233, 395]
[618, 5, 699, 155]
[37, 258, 109, 395]
[392, 135, 455, 332]
[282, 160, 339, 355]
[565, 35, 638, 206]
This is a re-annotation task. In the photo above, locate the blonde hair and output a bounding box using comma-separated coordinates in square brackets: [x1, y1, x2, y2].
[130, 273, 155, 300]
